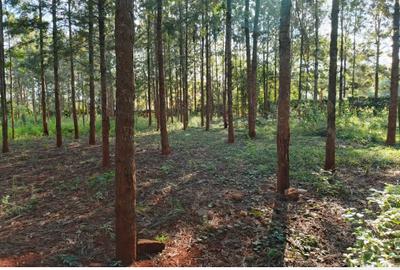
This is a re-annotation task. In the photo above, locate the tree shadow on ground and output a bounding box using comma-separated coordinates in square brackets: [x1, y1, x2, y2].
[252, 198, 288, 266]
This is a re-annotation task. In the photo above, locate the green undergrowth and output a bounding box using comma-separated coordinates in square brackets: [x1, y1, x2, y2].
[344, 184, 400, 267]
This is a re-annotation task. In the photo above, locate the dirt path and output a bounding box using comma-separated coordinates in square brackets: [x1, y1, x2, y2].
[0, 129, 398, 266]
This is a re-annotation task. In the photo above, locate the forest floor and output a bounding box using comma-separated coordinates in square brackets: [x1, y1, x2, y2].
[0, 119, 399, 266]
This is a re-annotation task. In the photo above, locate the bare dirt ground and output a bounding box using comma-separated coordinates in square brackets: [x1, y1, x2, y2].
[0, 128, 398, 266]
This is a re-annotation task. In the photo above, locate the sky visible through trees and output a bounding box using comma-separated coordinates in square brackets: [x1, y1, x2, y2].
[0, 0, 400, 267]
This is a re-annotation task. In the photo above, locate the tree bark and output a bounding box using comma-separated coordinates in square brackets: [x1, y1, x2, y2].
[39, 0, 49, 136]
[0, 0, 8, 153]
[351, 11, 357, 97]
[98, 0, 110, 167]
[248, 0, 260, 139]
[338, 0, 344, 109]
[156, 0, 171, 155]
[8, 42, 14, 140]
[274, 38, 278, 102]
[183, 0, 189, 129]
[88, 0, 96, 145]
[386, 0, 400, 146]
[277, 0, 292, 194]
[313, 0, 319, 102]
[205, 0, 211, 131]
[325, 0, 340, 170]
[52, 0, 62, 147]
[298, 12, 304, 100]
[115, 0, 136, 265]
[226, 0, 234, 143]
[147, 13, 152, 127]
[374, 15, 381, 99]
[200, 19, 205, 127]
[68, 0, 79, 139]
[32, 86, 37, 123]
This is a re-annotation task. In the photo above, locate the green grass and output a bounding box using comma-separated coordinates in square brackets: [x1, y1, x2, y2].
[2, 109, 400, 197]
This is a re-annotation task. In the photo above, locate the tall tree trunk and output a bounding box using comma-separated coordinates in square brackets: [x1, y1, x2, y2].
[325, 0, 340, 170]
[263, 50, 267, 117]
[386, 0, 399, 146]
[154, 67, 160, 130]
[32, 87, 37, 123]
[88, 0, 96, 145]
[115, 0, 136, 265]
[313, 0, 319, 102]
[183, 0, 189, 129]
[298, 28, 304, 100]
[245, 0, 252, 135]
[0, 0, 8, 153]
[223, 44, 228, 129]
[248, 0, 260, 138]
[205, 0, 211, 131]
[39, 0, 49, 136]
[226, 0, 234, 143]
[52, 0, 62, 147]
[179, 3, 188, 130]
[375, 16, 381, 99]
[99, 0, 110, 167]
[351, 11, 357, 97]
[193, 47, 197, 114]
[146, 14, 152, 127]
[68, 0, 79, 139]
[274, 38, 278, 102]
[8, 42, 14, 140]
[156, 0, 171, 155]
[338, 0, 344, 109]
[200, 20, 205, 127]
[277, 0, 292, 194]
[343, 40, 347, 98]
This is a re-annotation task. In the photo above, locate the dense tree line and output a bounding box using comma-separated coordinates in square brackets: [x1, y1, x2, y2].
[1, 0, 400, 265]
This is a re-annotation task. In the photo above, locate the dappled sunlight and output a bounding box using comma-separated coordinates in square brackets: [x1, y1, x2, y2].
[2, 114, 400, 266]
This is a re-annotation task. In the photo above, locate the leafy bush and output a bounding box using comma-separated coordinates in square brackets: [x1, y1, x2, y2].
[344, 184, 400, 267]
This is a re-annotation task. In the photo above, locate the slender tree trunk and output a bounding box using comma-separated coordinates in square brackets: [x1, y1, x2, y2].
[223, 49, 228, 129]
[179, 3, 189, 130]
[8, 43, 14, 140]
[88, 0, 96, 145]
[168, 41, 174, 123]
[194, 48, 197, 114]
[338, 1, 344, 109]
[247, 0, 260, 139]
[98, 0, 110, 167]
[115, 0, 136, 265]
[386, 0, 399, 146]
[263, 50, 267, 116]
[375, 17, 381, 99]
[32, 87, 37, 123]
[351, 12, 357, 97]
[226, 0, 234, 143]
[274, 38, 278, 102]
[183, 0, 189, 129]
[156, 0, 171, 155]
[343, 41, 347, 98]
[200, 29, 205, 127]
[39, 0, 49, 136]
[245, 0, 253, 137]
[205, 0, 211, 131]
[325, 0, 339, 170]
[68, 0, 79, 139]
[146, 14, 152, 127]
[313, 0, 319, 102]
[52, 0, 62, 147]
[277, 0, 292, 194]
[298, 30, 304, 100]
[0, 0, 8, 153]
